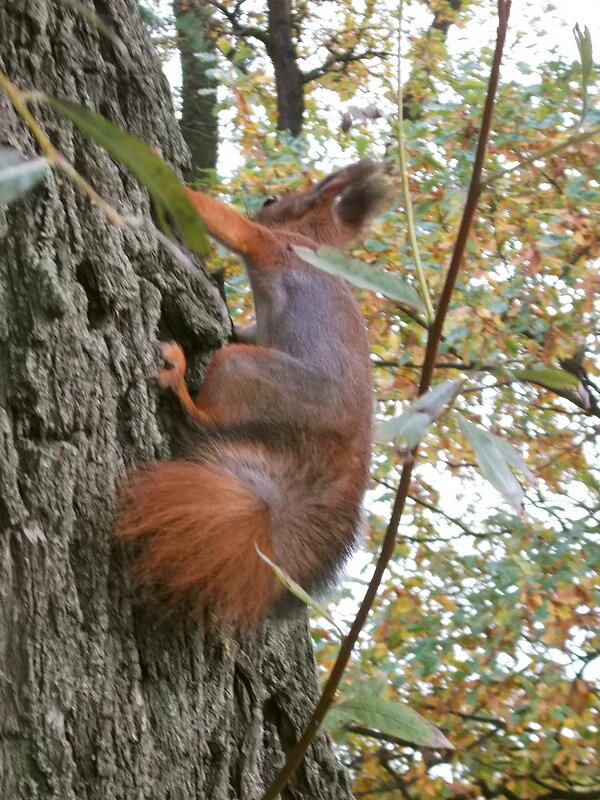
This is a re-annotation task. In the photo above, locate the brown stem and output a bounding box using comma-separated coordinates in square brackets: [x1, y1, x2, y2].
[419, 0, 510, 394]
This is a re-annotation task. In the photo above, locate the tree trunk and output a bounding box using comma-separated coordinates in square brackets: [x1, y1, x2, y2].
[266, 0, 305, 137]
[0, 2, 352, 798]
[173, 0, 219, 179]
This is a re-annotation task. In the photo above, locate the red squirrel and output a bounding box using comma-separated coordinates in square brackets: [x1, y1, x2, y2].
[116, 160, 388, 625]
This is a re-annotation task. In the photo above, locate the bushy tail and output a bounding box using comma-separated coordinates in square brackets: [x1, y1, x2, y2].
[116, 461, 280, 625]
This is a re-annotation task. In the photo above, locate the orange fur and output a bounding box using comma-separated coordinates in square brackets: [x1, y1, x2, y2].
[116, 160, 389, 627]
[118, 461, 278, 623]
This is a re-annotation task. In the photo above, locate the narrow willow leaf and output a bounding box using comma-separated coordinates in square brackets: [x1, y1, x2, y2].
[574, 24, 593, 82]
[0, 149, 49, 205]
[458, 417, 533, 514]
[492, 435, 536, 485]
[40, 97, 208, 255]
[376, 410, 430, 448]
[255, 545, 342, 634]
[294, 245, 425, 311]
[0, 149, 26, 169]
[519, 366, 580, 393]
[325, 693, 453, 750]
[376, 380, 459, 446]
[574, 24, 593, 119]
[412, 380, 459, 414]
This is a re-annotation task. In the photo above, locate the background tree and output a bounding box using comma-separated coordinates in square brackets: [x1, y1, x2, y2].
[173, 0, 219, 177]
[0, 2, 355, 798]
[194, 0, 468, 137]
[140, 0, 470, 177]
[179, 0, 391, 138]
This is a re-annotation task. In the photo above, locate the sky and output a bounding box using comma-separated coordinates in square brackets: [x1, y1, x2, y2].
[459, 0, 599, 59]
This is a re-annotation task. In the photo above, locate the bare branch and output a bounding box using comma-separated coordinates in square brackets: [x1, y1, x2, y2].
[204, 0, 271, 45]
[303, 48, 389, 83]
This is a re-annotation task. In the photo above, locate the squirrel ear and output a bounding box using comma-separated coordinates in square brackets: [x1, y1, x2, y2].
[310, 159, 379, 201]
[336, 172, 389, 229]
[334, 161, 390, 230]
[309, 160, 390, 231]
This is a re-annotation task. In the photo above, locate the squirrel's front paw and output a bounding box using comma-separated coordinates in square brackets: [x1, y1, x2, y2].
[157, 341, 187, 390]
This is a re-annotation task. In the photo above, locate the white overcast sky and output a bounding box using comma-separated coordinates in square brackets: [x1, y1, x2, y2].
[456, 0, 599, 62]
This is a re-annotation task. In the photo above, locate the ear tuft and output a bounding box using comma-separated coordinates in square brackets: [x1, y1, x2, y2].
[335, 161, 390, 230]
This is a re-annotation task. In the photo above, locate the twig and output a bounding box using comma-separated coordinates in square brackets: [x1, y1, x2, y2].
[483, 125, 600, 188]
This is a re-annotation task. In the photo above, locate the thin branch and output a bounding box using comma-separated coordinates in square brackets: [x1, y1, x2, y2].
[483, 124, 600, 188]
[408, 494, 474, 535]
[577, 648, 600, 680]
[205, 0, 271, 45]
[347, 724, 426, 749]
[373, 358, 598, 417]
[525, 789, 600, 800]
[303, 48, 389, 83]
[422, 705, 506, 728]
[0, 74, 123, 225]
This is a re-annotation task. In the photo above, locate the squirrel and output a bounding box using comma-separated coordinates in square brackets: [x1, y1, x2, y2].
[116, 160, 389, 626]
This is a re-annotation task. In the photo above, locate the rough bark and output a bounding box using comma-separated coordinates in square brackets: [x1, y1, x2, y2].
[0, 1, 353, 798]
[173, 0, 219, 179]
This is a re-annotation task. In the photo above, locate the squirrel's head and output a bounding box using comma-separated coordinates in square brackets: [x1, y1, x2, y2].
[252, 160, 390, 248]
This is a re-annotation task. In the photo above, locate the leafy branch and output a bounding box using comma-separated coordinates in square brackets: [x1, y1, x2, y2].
[483, 124, 600, 188]
[0, 75, 210, 261]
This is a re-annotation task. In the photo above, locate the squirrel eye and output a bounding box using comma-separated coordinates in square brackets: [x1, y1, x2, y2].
[262, 195, 278, 207]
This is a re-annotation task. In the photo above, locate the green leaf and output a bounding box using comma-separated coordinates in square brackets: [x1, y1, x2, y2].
[458, 417, 534, 514]
[491, 435, 536, 486]
[574, 25, 594, 83]
[574, 24, 594, 119]
[255, 545, 342, 634]
[518, 366, 580, 393]
[376, 380, 459, 446]
[294, 245, 426, 311]
[0, 149, 49, 205]
[325, 693, 453, 750]
[39, 97, 208, 256]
